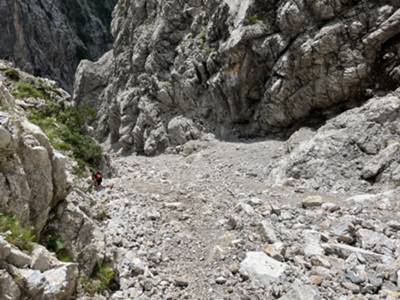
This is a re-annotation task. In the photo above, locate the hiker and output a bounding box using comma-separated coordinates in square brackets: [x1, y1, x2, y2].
[92, 170, 103, 189]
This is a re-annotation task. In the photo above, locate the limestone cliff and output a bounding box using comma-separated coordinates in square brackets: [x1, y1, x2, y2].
[0, 0, 116, 90]
[74, 0, 400, 155]
[0, 62, 107, 299]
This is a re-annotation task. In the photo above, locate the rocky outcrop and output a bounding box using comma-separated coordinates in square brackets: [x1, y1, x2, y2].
[0, 64, 108, 298]
[0, 0, 116, 90]
[0, 237, 79, 300]
[74, 0, 400, 154]
[269, 88, 400, 192]
[0, 83, 71, 234]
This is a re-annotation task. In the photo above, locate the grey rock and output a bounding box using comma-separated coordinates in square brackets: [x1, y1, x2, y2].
[74, 0, 400, 154]
[0, 270, 21, 300]
[30, 245, 60, 272]
[259, 221, 279, 243]
[7, 247, 32, 268]
[0, 0, 116, 90]
[356, 228, 395, 252]
[10, 268, 46, 298]
[168, 116, 201, 146]
[330, 215, 356, 244]
[326, 243, 387, 263]
[303, 230, 324, 258]
[270, 92, 400, 192]
[174, 276, 189, 288]
[302, 196, 323, 208]
[42, 263, 79, 300]
[278, 280, 319, 300]
[240, 251, 287, 287]
[0, 236, 11, 260]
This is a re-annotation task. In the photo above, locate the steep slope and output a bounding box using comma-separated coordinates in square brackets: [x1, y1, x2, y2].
[0, 0, 116, 90]
[74, 0, 400, 155]
[91, 92, 400, 298]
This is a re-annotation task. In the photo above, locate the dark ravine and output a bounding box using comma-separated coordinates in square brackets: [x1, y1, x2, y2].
[74, 0, 400, 155]
[0, 0, 116, 91]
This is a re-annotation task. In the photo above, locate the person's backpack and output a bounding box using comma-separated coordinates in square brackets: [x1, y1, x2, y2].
[95, 171, 103, 180]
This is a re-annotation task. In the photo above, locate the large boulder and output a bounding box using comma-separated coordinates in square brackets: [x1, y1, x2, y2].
[269, 90, 400, 192]
[239, 251, 287, 287]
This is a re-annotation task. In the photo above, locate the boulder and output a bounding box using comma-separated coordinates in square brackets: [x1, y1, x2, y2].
[0, 236, 11, 260]
[43, 263, 79, 300]
[10, 268, 46, 298]
[31, 245, 60, 272]
[7, 247, 32, 268]
[0, 270, 21, 300]
[279, 280, 319, 300]
[240, 251, 287, 287]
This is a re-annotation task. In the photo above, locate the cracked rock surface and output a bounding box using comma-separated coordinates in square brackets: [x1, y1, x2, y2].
[75, 0, 400, 154]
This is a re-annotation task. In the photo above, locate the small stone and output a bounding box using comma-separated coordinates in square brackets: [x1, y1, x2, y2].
[321, 202, 340, 212]
[215, 276, 227, 284]
[259, 221, 279, 243]
[164, 202, 183, 209]
[263, 243, 284, 262]
[147, 210, 161, 220]
[174, 277, 189, 288]
[388, 220, 400, 231]
[302, 196, 323, 208]
[227, 215, 240, 230]
[309, 275, 324, 286]
[303, 230, 324, 257]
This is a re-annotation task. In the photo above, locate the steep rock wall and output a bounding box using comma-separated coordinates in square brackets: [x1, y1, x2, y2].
[0, 0, 116, 90]
[74, 0, 400, 155]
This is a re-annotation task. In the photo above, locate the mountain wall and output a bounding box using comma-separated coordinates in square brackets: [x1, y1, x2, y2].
[0, 0, 116, 90]
[74, 0, 400, 155]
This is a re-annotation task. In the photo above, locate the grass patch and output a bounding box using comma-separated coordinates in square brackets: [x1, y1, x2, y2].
[81, 264, 115, 295]
[12, 81, 44, 99]
[247, 15, 263, 24]
[5, 69, 20, 81]
[0, 213, 36, 253]
[28, 102, 102, 175]
[43, 232, 73, 262]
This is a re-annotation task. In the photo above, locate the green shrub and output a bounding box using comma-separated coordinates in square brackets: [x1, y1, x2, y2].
[248, 15, 262, 24]
[4, 69, 20, 81]
[12, 82, 44, 99]
[28, 103, 102, 175]
[43, 232, 73, 262]
[81, 264, 115, 295]
[0, 214, 36, 253]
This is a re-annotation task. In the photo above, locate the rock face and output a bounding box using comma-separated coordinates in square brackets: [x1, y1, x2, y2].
[0, 0, 116, 90]
[0, 237, 79, 300]
[74, 0, 400, 154]
[0, 66, 107, 298]
[0, 83, 71, 234]
[269, 89, 400, 192]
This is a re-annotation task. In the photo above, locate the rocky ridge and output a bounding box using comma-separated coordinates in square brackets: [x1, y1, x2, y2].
[0, 62, 107, 299]
[0, 0, 116, 90]
[75, 0, 400, 155]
